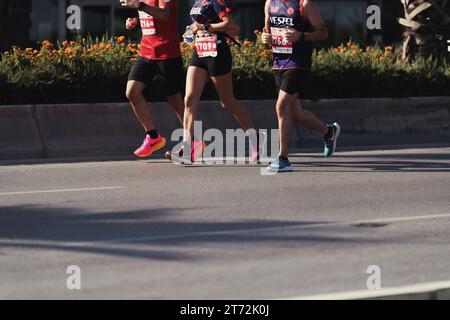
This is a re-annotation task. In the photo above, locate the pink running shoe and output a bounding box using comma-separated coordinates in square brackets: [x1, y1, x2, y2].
[166, 140, 206, 164]
[134, 134, 166, 158]
[250, 132, 267, 162]
[191, 140, 206, 162]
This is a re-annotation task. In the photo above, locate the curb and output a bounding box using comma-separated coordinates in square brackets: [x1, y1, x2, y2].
[283, 281, 450, 300]
[1, 97, 449, 160]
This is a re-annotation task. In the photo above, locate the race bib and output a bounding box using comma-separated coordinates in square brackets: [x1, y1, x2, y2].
[195, 33, 218, 58]
[271, 27, 293, 54]
[139, 12, 156, 35]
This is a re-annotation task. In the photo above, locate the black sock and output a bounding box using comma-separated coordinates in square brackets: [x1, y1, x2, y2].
[146, 129, 158, 139]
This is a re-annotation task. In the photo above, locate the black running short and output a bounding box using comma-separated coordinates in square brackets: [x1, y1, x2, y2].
[128, 56, 184, 96]
[274, 68, 310, 96]
[189, 42, 232, 77]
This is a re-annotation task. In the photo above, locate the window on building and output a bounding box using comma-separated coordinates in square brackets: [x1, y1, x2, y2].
[83, 5, 111, 39]
[30, 0, 59, 42]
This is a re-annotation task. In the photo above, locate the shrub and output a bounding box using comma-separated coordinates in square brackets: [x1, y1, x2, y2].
[0, 35, 449, 105]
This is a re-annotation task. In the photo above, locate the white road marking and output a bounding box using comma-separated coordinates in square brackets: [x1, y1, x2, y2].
[353, 213, 450, 224]
[0, 187, 124, 196]
[281, 280, 450, 300]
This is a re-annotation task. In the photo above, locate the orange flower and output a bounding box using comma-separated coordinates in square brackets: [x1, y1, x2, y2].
[26, 48, 33, 53]
[62, 41, 69, 46]
[117, 36, 126, 43]
[42, 40, 53, 48]
[244, 40, 252, 46]
[64, 47, 74, 55]
[106, 44, 112, 50]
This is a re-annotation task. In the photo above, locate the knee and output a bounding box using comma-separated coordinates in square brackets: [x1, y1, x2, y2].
[276, 101, 290, 116]
[126, 86, 142, 102]
[184, 94, 199, 112]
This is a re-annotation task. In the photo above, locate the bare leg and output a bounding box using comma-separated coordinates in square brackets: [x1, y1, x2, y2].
[166, 92, 184, 125]
[211, 72, 257, 150]
[184, 66, 209, 142]
[126, 80, 155, 131]
[276, 90, 298, 157]
[211, 73, 255, 131]
[291, 99, 328, 135]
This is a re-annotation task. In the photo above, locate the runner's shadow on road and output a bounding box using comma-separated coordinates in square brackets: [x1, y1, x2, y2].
[288, 152, 450, 173]
[0, 205, 386, 261]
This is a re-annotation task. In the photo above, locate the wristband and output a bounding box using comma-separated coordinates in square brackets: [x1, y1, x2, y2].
[138, 1, 145, 11]
[204, 22, 211, 32]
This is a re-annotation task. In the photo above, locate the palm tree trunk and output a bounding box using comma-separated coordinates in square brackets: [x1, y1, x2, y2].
[398, 0, 450, 61]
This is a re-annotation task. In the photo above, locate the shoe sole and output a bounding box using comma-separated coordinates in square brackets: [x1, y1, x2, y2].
[267, 165, 293, 173]
[135, 138, 167, 158]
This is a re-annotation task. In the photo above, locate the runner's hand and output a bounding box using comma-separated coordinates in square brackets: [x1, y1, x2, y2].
[120, 0, 140, 9]
[284, 28, 302, 43]
[126, 18, 138, 30]
[190, 22, 206, 34]
[261, 29, 272, 45]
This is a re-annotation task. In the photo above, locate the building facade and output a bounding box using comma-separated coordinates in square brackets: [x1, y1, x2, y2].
[0, 0, 402, 50]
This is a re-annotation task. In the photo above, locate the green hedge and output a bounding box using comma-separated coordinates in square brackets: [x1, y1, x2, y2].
[0, 36, 449, 105]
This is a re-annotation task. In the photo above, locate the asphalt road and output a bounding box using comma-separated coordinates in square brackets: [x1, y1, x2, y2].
[0, 145, 449, 299]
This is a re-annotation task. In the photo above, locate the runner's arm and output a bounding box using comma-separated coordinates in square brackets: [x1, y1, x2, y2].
[302, 0, 328, 42]
[284, 0, 328, 43]
[264, 0, 271, 32]
[120, 0, 171, 22]
[261, 0, 272, 45]
[191, 14, 237, 33]
[139, 2, 171, 22]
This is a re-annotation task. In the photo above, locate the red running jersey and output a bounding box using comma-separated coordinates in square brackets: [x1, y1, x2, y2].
[138, 0, 181, 60]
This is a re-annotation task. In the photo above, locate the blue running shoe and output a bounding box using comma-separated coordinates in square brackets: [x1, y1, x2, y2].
[323, 122, 341, 158]
[267, 156, 293, 173]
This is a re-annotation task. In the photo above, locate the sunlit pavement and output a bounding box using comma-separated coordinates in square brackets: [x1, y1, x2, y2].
[0, 145, 449, 299]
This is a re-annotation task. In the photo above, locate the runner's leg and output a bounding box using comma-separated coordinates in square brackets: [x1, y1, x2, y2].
[184, 66, 209, 142]
[126, 80, 156, 131]
[211, 72, 258, 152]
[276, 90, 298, 157]
[291, 99, 328, 135]
[166, 93, 184, 125]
